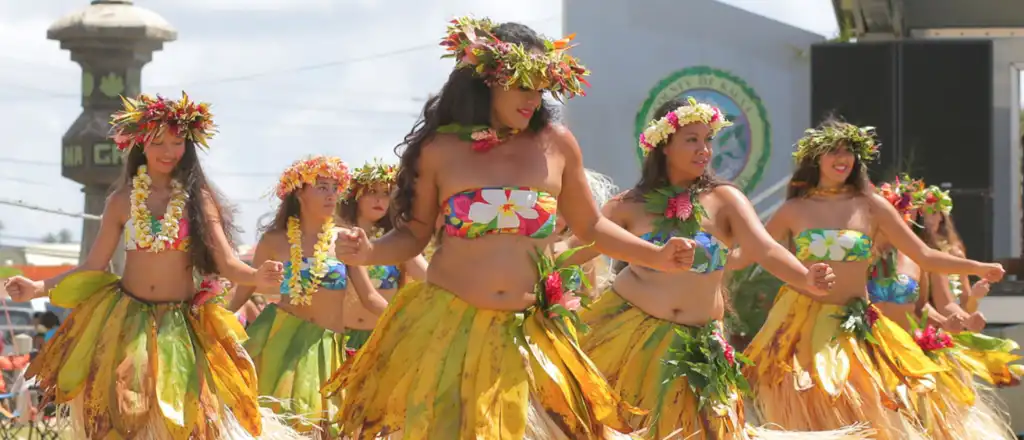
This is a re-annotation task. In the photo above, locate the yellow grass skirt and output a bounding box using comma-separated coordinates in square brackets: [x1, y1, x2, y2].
[580, 289, 872, 440]
[244, 304, 345, 436]
[743, 286, 948, 440]
[320, 281, 644, 439]
[26, 270, 302, 440]
[911, 331, 1021, 440]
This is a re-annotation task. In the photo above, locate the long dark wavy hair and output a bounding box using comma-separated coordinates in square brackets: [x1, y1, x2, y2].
[391, 22, 557, 227]
[624, 97, 733, 203]
[338, 183, 395, 233]
[787, 116, 874, 200]
[261, 192, 300, 235]
[115, 142, 238, 275]
[911, 210, 965, 255]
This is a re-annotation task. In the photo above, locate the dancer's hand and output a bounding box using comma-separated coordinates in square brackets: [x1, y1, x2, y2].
[255, 261, 284, 292]
[965, 312, 987, 333]
[335, 227, 372, 266]
[3, 276, 44, 302]
[804, 262, 836, 295]
[942, 314, 967, 333]
[970, 279, 991, 301]
[650, 237, 695, 272]
[975, 263, 1005, 283]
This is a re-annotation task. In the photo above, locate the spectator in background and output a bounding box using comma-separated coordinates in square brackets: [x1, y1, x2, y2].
[38, 312, 59, 343]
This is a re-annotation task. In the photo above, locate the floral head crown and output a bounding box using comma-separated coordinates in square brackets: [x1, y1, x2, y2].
[275, 156, 351, 200]
[345, 158, 398, 199]
[793, 123, 879, 165]
[918, 185, 953, 215]
[110, 92, 216, 152]
[877, 174, 926, 223]
[440, 15, 590, 100]
[637, 97, 732, 163]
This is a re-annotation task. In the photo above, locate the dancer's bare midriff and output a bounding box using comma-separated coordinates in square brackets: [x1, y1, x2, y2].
[271, 289, 347, 333]
[343, 287, 398, 330]
[426, 235, 554, 311]
[120, 251, 196, 302]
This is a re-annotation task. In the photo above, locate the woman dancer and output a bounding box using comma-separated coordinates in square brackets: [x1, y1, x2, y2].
[869, 176, 1020, 439]
[737, 119, 1004, 440]
[336, 158, 427, 351]
[2, 93, 299, 439]
[322, 16, 697, 439]
[917, 188, 990, 324]
[565, 97, 863, 440]
[228, 155, 387, 436]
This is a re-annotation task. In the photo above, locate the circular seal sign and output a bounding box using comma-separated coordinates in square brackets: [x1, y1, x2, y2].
[634, 66, 771, 193]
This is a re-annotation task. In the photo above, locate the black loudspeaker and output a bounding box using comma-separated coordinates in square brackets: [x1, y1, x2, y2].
[811, 40, 995, 261]
[900, 40, 993, 189]
[810, 43, 898, 183]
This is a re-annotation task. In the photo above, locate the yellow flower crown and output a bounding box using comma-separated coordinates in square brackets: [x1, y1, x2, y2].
[637, 97, 732, 162]
[275, 156, 351, 200]
[345, 158, 398, 199]
[793, 123, 879, 165]
[110, 92, 216, 152]
[441, 15, 590, 100]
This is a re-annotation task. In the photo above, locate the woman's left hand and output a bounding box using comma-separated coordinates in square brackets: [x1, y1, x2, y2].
[255, 260, 284, 292]
[804, 262, 836, 294]
[965, 311, 987, 333]
[650, 237, 695, 272]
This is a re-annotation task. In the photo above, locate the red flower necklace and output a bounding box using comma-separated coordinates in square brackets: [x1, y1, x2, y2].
[643, 186, 707, 236]
[437, 124, 520, 153]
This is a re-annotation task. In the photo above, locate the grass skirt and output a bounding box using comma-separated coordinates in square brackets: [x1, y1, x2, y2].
[743, 286, 947, 440]
[244, 304, 345, 437]
[320, 281, 645, 439]
[912, 331, 1021, 440]
[344, 328, 372, 351]
[25, 271, 302, 440]
[580, 289, 872, 440]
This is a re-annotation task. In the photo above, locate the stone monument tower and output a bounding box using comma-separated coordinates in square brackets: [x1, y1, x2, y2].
[49, 0, 176, 271]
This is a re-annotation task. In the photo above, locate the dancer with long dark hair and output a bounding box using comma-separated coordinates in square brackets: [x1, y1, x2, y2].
[3, 93, 300, 439]
[737, 119, 1004, 440]
[335, 159, 426, 352]
[869, 178, 1020, 439]
[228, 155, 384, 437]
[321, 16, 698, 438]
[562, 97, 867, 439]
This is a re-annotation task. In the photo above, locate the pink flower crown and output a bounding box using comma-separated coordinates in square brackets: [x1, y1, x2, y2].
[275, 156, 351, 200]
[110, 92, 216, 152]
[637, 97, 732, 162]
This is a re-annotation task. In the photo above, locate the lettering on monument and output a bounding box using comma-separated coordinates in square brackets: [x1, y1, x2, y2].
[92, 143, 122, 166]
[63, 145, 84, 168]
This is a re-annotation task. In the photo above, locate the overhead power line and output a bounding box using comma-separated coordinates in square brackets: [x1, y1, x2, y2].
[0, 198, 101, 221]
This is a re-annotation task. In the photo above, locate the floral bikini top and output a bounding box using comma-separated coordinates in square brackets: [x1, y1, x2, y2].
[793, 229, 872, 262]
[368, 265, 402, 290]
[280, 257, 348, 294]
[638, 230, 728, 274]
[442, 187, 557, 239]
[124, 216, 190, 251]
[867, 249, 920, 305]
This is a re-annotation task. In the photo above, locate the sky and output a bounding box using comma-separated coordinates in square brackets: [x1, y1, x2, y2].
[0, 0, 839, 248]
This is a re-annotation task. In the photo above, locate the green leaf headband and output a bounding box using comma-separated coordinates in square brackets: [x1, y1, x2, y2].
[918, 185, 953, 215]
[793, 123, 880, 164]
[345, 158, 398, 199]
